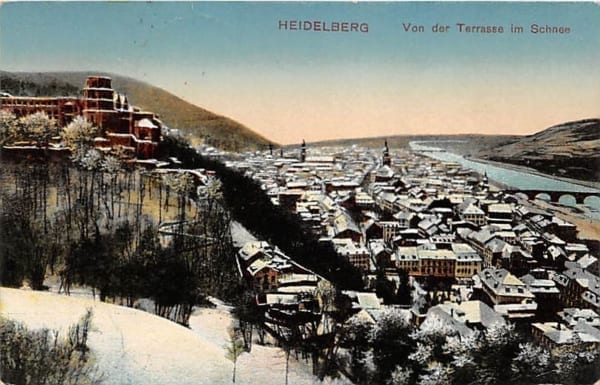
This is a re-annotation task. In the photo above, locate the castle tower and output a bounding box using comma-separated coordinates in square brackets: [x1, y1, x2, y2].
[81, 76, 118, 130]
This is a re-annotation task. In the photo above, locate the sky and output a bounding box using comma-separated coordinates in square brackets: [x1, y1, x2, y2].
[1, 2, 599, 144]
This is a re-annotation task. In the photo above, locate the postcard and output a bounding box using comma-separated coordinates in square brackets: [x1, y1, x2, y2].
[0, 2, 599, 385]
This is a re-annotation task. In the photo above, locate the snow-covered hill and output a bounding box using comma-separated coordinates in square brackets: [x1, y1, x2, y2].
[0, 287, 232, 385]
[0, 288, 350, 385]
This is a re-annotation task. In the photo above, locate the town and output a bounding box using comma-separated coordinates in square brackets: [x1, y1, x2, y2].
[222, 138, 600, 382]
[1, 76, 599, 384]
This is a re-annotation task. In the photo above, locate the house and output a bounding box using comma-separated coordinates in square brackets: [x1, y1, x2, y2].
[369, 240, 393, 269]
[486, 203, 513, 224]
[457, 199, 487, 226]
[422, 300, 505, 337]
[578, 254, 600, 276]
[417, 249, 456, 279]
[393, 210, 416, 229]
[247, 259, 279, 292]
[238, 241, 272, 265]
[473, 267, 537, 321]
[500, 245, 537, 277]
[553, 266, 600, 313]
[331, 209, 362, 242]
[363, 219, 383, 241]
[558, 308, 600, 328]
[531, 321, 600, 353]
[520, 274, 561, 321]
[332, 238, 371, 271]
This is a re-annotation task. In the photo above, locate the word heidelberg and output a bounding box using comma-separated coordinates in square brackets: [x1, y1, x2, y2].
[278, 20, 369, 33]
[402, 22, 571, 34]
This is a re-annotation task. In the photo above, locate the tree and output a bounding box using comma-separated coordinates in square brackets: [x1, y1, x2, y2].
[18, 111, 57, 146]
[61, 116, 97, 151]
[474, 323, 521, 385]
[395, 268, 412, 305]
[417, 363, 452, 385]
[553, 342, 600, 385]
[411, 314, 458, 367]
[511, 342, 551, 384]
[0, 310, 100, 385]
[225, 327, 245, 383]
[375, 269, 397, 305]
[0, 109, 17, 144]
[372, 308, 414, 384]
[339, 315, 373, 384]
[388, 366, 412, 385]
[443, 332, 479, 384]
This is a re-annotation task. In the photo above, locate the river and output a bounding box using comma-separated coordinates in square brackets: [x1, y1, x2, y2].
[409, 141, 600, 214]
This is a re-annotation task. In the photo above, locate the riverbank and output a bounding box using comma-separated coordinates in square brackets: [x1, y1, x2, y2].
[410, 141, 599, 194]
[466, 156, 600, 191]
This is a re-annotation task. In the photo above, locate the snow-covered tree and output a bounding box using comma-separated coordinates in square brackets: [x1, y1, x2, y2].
[102, 155, 122, 174]
[61, 116, 97, 150]
[475, 323, 520, 385]
[417, 363, 452, 385]
[74, 148, 104, 171]
[408, 342, 433, 367]
[553, 343, 600, 385]
[443, 332, 479, 384]
[18, 111, 57, 145]
[388, 365, 412, 385]
[339, 314, 374, 384]
[411, 313, 460, 374]
[372, 308, 414, 384]
[0, 110, 17, 144]
[511, 342, 552, 384]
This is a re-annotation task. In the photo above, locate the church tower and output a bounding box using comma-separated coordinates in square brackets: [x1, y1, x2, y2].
[383, 139, 391, 166]
[300, 139, 306, 162]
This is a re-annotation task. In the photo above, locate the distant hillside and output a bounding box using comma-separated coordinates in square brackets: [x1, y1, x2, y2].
[308, 134, 517, 151]
[477, 119, 600, 182]
[0, 71, 273, 151]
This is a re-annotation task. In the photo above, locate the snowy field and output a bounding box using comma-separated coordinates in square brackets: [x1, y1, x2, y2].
[0, 287, 350, 385]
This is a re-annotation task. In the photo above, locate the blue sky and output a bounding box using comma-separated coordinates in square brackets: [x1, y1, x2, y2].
[1, 2, 599, 143]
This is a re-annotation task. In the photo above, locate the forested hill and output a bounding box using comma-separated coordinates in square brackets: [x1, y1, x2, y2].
[0, 71, 274, 151]
[477, 118, 600, 182]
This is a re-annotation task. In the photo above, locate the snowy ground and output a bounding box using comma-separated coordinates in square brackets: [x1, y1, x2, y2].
[0, 287, 231, 385]
[230, 220, 258, 248]
[189, 305, 351, 385]
[0, 287, 350, 385]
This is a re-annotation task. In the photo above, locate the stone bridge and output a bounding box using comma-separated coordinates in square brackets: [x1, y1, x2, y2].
[504, 189, 600, 205]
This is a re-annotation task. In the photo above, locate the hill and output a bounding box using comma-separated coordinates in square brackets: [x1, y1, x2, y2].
[0, 287, 350, 385]
[477, 119, 600, 182]
[307, 134, 517, 151]
[0, 71, 273, 151]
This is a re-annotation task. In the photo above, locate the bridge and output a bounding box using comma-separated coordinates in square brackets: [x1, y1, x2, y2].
[504, 189, 600, 205]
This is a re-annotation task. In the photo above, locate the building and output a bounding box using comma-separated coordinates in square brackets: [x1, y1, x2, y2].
[473, 267, 537, 321]
[1, 76, 162, 158]
[394, 247, 457, 279]
[553, 266, 600, 313]
[452, 243, 482, 280]
[332, 238, 371, 271]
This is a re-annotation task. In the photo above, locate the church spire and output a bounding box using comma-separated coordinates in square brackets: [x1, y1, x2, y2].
[300, 139, 306, 162]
